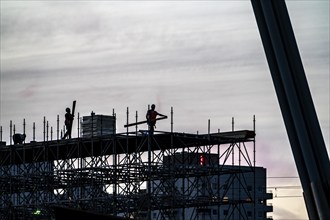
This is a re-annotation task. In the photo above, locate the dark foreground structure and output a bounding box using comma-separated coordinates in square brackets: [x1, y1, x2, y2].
[251, 1, 330, 219]
[0, 117, 272, 219]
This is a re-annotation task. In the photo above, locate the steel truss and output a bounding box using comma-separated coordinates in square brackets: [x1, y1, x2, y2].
[0, 127, 256, 220]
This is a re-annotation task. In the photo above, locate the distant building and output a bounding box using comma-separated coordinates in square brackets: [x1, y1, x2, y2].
[150, 152, 273, 220]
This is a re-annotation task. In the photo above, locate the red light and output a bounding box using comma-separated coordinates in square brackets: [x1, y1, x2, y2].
[200, 155, 205, 165]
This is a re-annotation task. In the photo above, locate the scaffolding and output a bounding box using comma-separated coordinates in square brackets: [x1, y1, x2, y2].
[0, 109, 260, 220]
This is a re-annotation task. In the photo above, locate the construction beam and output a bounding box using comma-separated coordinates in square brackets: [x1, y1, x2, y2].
[124, 116, 167, 128]
[251, 0, 330, 219]
[70, 100, 76, 135]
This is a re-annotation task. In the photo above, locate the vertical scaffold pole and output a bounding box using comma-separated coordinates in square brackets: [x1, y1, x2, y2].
[135, 111, 138, 134]
[126, 107, 129, 160]
[112, 108, 116, 135]
[77, 112, 80, 138]
[112, 109, 117, 216]
[51, 127, 53, 141]
[10, 120, 12, 145]
[170, 107, 173, 133]
[33, 122, 35, 142]
[91, 112, 94, 138]
[23, 119, 26, 143]
[57, 115, 59, 140]
[46, 121, 49, 141]
[231, 117, 234, 166]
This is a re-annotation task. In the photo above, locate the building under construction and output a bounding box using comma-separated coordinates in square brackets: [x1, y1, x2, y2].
[0, 110, 273, 220]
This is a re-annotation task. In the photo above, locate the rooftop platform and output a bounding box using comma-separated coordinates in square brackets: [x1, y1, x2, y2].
[0, 130, 255, 165]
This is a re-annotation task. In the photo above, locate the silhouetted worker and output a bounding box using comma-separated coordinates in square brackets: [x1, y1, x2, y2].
[146, 104, 166, 134]
[12, 133, 26, 145]
[62, 107, 74, 139]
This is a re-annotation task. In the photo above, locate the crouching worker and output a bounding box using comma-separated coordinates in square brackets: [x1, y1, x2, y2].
[13, 133, 26, 145]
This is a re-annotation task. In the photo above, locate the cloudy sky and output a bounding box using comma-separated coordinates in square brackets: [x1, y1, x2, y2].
[1, 1, 329, 219]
